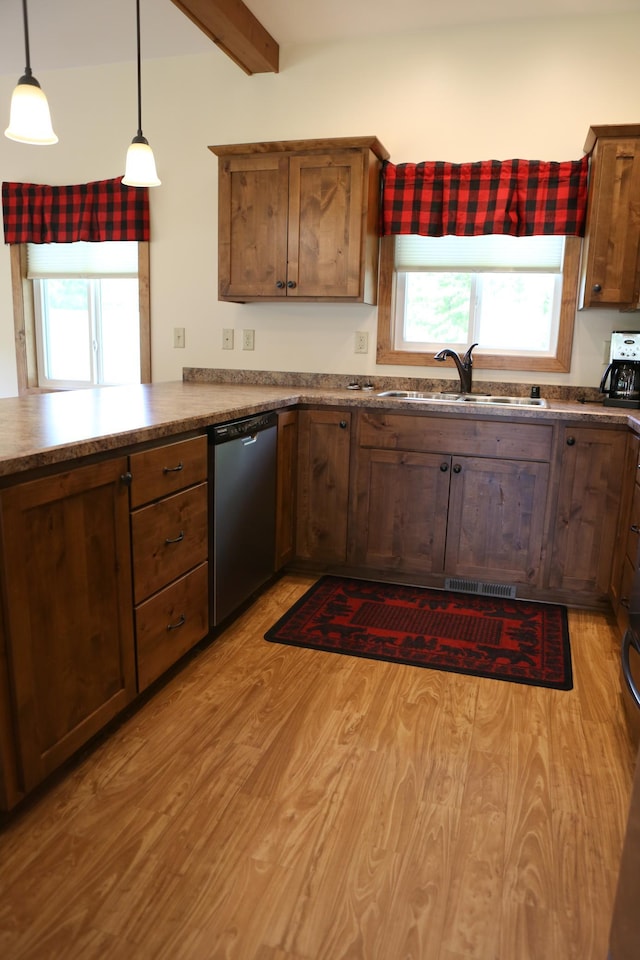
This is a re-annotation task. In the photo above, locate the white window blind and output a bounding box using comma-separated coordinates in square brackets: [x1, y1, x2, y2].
[395, 234, 565, 273]
[27, 241, 139, 279]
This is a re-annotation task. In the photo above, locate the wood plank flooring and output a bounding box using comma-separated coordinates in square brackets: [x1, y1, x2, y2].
[0, 574, 636, 960]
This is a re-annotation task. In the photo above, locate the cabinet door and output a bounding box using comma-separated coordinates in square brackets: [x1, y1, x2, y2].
[287, 152, 365, 298]
[580, 136, 640, 308]
[445, 456, 549, 586]
[549, 426, 626, 596]
[0, 459, 136, 792]
[351, 448, 450, 574]
[275, 409, 298, 570]
[296, 409, 351, 564]
[218, 154, 289, 299]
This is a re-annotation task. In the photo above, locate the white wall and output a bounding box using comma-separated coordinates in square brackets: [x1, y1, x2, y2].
[1, 12, 639, 397]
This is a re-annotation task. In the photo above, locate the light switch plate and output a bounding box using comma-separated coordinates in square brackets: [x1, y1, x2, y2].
[173, 327, 185, 349]
[223, 328, 234, 350]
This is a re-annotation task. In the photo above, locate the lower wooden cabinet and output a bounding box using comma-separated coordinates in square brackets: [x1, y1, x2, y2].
[275, 409, 298, 569]
[444, 455, 549, 585]
[295, 408, 352, 565]
[128, 435, 209, 691]
[351, 414, 550, 587]
[135, 563, 209, 691]
[549, 425, 627, 598]
[0, 458, 136, 796]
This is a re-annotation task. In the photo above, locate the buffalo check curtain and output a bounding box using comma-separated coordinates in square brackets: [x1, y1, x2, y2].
[1, 177, 150, 244]
[380, 155, 589, 237]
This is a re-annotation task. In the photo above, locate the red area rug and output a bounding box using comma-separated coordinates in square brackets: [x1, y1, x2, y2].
[265, 576, 572, 690]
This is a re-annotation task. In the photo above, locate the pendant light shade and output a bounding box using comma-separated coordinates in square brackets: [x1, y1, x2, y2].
[5, 0, 57, 145]
[124, 135, 161, 187]
[122, 0, 160, 187]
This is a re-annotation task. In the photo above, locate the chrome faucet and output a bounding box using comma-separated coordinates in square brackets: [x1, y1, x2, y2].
[433, 343, 478, 394]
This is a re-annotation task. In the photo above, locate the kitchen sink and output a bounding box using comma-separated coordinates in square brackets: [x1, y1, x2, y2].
[376, 390, 548, 408]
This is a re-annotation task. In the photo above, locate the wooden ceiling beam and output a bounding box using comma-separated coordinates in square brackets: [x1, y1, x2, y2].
[169, 0, 279, 75]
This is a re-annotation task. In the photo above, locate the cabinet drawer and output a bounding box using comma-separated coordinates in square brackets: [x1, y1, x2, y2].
[136, 562, 209, 691]
[129, 436, 207, 508]
[358, 411, 553, 461]
[132, 483, 208, 603]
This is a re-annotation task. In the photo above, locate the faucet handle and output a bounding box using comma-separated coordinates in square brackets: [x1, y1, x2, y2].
[463, 343, 479, 364]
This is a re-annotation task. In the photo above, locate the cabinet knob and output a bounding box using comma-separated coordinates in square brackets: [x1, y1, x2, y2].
[592, 283, 602, 293]
[339, 420, 348, 429]
[120, 471, 132, 486]
[287, 280, 297, 289]
[440, 462, 449, 472]
[621, 598, 631, 609]
[452, 463, 462, 474]
[275, 280, 285, 289]
[566, 436, 576, 446]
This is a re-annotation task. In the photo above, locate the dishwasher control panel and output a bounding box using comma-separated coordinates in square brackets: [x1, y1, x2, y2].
[210, 411, 278, 444]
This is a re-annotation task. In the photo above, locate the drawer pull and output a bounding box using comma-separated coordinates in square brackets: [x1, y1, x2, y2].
[165, 530, 185, 545]
[631, 525, 640, 534]
[163, 462, 184, 474]
[167, 614, 186, 631]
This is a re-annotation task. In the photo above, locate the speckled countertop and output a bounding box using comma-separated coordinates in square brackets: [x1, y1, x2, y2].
[0, 376, 637, 481]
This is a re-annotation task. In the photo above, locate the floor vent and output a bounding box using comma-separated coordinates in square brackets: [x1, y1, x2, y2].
[444, 577, 517, 600]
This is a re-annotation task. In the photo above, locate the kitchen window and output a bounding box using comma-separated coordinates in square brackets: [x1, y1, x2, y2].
[376, 233, 580, 372]
[29, 241, 142, 389]
[9, 241, 150, 393]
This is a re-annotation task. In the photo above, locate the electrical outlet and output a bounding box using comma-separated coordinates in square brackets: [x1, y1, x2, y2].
[222, 328, 234, 350]
[173, 327, 185, 349]
[355, 331, 368, 354]
[242, 329, 255, 350]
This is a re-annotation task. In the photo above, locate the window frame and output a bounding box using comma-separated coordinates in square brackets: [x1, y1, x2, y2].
[9, 242, 151, 394]
[375, 234, 581, 372]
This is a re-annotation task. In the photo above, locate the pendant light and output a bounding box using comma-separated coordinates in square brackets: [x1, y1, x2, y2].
[5, 0, 57, 145]
[122, 0, 160, 187]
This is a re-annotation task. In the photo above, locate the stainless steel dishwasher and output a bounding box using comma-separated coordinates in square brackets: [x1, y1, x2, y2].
[208, 411, 277, 626]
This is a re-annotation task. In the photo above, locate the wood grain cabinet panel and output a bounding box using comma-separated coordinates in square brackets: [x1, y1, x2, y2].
[210, 137, 388, 303]
[351, 410, 551, 587]
[445, 456, 549, 585]
[550, 425, 627, 597]
[135, 563, 209, 691]
[275, 409, 298, 569]
[0, 458, 136, 794]
[129, 435, 209, 689]
[351, 448, 450, 574]
[296, 409, 351, 565]
[131, 483, 208, 603]
[579, 124, 640, 309]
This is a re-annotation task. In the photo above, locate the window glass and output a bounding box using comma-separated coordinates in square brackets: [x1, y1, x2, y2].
[394, 235, 564, 358]
[29, 242, 141, 390]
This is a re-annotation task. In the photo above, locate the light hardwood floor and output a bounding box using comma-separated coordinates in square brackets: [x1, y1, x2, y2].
[0, 574, 636, 960]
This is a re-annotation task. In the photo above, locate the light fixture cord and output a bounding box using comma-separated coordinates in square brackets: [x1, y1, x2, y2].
[135, 0, 143, 137]
[22, 0, 33, 77]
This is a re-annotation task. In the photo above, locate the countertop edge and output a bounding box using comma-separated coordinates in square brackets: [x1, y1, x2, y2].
[0, 381, 637, 480]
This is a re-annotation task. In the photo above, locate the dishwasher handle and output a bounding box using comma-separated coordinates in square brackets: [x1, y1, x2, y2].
[241, 435, 258, 446]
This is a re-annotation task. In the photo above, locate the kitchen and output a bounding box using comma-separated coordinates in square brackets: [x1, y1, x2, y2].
[2, 2, 640, 959]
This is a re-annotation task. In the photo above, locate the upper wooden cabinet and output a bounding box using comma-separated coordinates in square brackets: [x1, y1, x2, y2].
[209, 137, 389, 303]
[579, 124, 640, 310]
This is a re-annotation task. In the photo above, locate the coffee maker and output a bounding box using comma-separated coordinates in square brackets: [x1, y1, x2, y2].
[600, 331, 640, 408]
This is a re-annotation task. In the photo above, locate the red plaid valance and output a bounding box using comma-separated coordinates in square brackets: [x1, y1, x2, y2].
[2, 177, 150, 244]
[381, 155, 589, 237]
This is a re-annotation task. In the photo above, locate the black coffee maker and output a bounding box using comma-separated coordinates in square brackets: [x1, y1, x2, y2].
[600, 331, 640, 408]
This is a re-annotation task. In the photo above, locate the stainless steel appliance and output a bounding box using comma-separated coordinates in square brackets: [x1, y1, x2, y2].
[208, 411, 277, 626]
[600, 331, 640, 408]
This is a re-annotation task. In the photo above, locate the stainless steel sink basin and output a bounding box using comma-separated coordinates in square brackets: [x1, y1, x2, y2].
[376, 390, 548, 408]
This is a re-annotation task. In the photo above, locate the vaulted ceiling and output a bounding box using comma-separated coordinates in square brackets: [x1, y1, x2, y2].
[0, 0, 637, 75]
